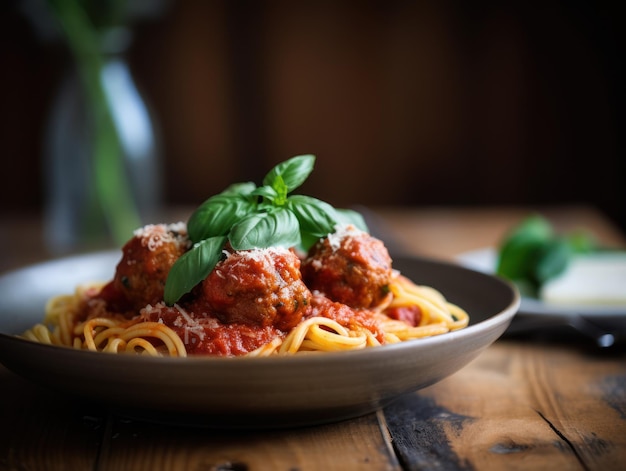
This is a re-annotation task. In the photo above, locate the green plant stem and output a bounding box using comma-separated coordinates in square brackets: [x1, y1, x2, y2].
[48, 0, 141, 245]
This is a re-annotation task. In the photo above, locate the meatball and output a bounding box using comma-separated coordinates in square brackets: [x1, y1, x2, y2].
[301, 225, 393, 308]
[201, 247, 312, 331]
[108, 223, 189, 312]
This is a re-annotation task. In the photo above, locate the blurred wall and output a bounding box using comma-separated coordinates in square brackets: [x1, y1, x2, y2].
[1, 0, 625, 230]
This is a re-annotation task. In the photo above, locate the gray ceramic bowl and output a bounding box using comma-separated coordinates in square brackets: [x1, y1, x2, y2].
[0, 251, 519, 428]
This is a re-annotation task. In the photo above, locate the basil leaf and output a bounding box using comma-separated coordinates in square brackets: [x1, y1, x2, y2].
[262, 154, 315, 193]
[164, 236, 226, 305]
[535, 238, 571, 284]
[496, 215, 553, 282]
[250, 184, 279, 202]
[221, 182, 256, 197]
[495, 214, 600, 297]
[229, 208, 301, 250]
[187, 194, 255, 243]
[287, 195, 338, 237]
[271, 175, 288, 204]
[335, 208, 369, 233]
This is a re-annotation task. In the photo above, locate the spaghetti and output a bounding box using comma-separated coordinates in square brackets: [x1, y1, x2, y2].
[22, 268, 469, 357]
[22, 156, 472, 357]
[23, 284, 187, 356]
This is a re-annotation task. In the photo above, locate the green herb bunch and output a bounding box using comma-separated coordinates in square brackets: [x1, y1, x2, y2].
[496, 215, 596, 297]
[164, 155, 366, 305]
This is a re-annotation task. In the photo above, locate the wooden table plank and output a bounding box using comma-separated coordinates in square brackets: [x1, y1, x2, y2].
[0, 361, 402, 471]
[0, 365, 104, 471]
[376, 206, 626, 471]
[384, 340, 626, 471]
[96, 411, 401, 471]
[1, 206, 624, 471]
[528, 344, 626, 470]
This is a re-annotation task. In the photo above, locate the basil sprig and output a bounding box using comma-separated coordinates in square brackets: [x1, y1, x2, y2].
[496, 215, 596, 297]
[163, 155, 367, 305]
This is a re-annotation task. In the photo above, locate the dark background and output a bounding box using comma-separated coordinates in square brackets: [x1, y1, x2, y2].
[1, 0, 625, 232]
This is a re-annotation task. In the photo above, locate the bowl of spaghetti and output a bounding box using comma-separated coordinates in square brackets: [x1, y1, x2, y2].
[0, 156, 519, 428]
[0, 251, 518, 428]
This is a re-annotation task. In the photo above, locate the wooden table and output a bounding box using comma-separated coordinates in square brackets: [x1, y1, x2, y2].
[1, 205, 625, 471]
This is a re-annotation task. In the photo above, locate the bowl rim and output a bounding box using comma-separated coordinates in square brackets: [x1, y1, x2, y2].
[0, 252, 520, 367]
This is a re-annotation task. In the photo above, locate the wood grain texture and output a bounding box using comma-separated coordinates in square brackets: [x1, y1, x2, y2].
[0, 362, 401, 471]
[0, 366, 104, 471]
[96, 411, 400, 471]
[384, 341, 626, 471]
[1, 206, 625, 471]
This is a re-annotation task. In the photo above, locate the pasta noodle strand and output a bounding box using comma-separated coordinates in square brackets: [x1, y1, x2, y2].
[21, 273, 469, 357]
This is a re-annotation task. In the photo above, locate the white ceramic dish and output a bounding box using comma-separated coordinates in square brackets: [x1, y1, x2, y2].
[458, 248, 626, 317]
[0, 251, 519, 428]
[458, 248, 626, 344]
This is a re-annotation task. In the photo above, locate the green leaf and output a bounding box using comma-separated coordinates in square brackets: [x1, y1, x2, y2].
[496, 215, 553, 282]
[335, 208, 369, 233]
[495, 214, 601, 296]
[262, 155, 315, 193]
[187, 194, 255, 243]
[287, 195, 338, 237]
[535, 238, 571, 284]
[164, 236, 226, 305]
[221, 182, 257, 197]
[272, 175, 289, 205]
[250, 184, 279, 203]
[229, 209, 301, 250]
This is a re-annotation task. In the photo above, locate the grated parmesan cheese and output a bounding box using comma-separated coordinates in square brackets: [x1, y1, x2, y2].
[140, 302, 207, 342]
[222, 246, 291, 274]
[133, 222, 188, 251]
[225, 246, 291, 262]
[174, 303, 206, 341]
[326, 224, 364, 251]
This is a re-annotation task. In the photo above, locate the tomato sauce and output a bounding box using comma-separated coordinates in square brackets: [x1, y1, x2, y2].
[135, 304, 283, 356]
[79, 222, 396, 356]
[384, 305, 422, 327]
[305, 295, 385, 343]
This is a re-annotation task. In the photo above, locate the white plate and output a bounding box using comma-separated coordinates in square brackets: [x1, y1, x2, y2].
[458, 248, 626, 345]
[457, 248, 626, 317]
[0, 252, 519, 429]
